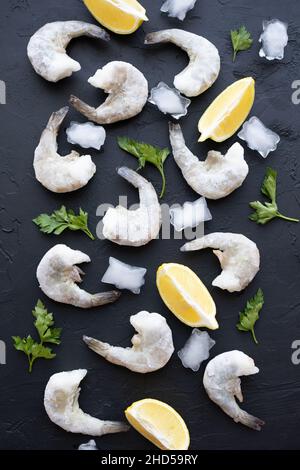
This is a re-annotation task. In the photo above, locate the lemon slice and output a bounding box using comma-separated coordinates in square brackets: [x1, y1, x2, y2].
[125, 399, 190, 450]
[198, 77, 255, 142]
[84, 0, 148, 34]
[156, 263, 218, 329]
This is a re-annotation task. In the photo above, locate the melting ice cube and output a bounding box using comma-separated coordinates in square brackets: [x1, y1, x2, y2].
[178, 329, 215, 372]
[66, 121, 106, 150]
[161, 0, 198, 21]
[170, 197, 212, 232]
[101, 257, 147, 294]
[238, 116, 280, 158]
[78, 440, 98, 451]
[148, 82, 191, 119]
[259, 19, 288, 60]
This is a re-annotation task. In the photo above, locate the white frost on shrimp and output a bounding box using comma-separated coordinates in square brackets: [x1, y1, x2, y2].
[203, 351, 265, 430]
[83, 311, 174, 373]
[34, 107, 96, 193]
[44, 369, 129, 435]
[102, 167, 162, 247]
[145, 29, 220, 97]
[181, 233, 260, 292]
[27, 21, 110, 82]
[70, 61, 148, 124]
[169, 123, 249, 200]
[36, 244, 121, 308]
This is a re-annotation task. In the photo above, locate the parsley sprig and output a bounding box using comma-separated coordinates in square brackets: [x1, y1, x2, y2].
[249, 168, 299, 225]
[236, 289, 264, 344]
[12, 300, 62, 372]
[33, 206, 95, 240]
[231, 26, 253, 61]
[117, 137, 170, 198]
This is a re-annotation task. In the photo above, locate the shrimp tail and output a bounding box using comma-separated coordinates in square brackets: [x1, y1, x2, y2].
[100, 421, 130, 435]
[69, 95, 97, 122]
[144, 31, 170, 44]
[83, 336, 111, 358]
[92, 290, 121, 307]
[237, 410, 265, 431]
[169, 121, 184, 146]
[81, 24, 110, 42]
[117, 166, 146, 188]
[47, 106, 69, 132]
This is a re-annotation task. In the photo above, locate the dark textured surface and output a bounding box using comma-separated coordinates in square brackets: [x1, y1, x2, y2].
[0, 0, 300, 451]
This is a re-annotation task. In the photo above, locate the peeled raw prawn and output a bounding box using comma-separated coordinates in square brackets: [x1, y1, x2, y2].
[181, 233, 260, 292]
[203, 351, 265, 430]
[145, 29, 220, 97]
[36, 244, 120, 308]
[70, 61, 148, 124]
[102, 167, 162, 247]
[34, 107, 96, 193]
[27, 21, 110, 82]
[83, 311, 174, 373]
[44, 369, 129, 435]
[169, 123, 249, 200]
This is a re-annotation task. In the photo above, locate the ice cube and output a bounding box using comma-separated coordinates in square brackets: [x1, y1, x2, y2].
[259, 19, 288, 60]
[78, 440, 98, 451]
[161, 0, 197, 21]
[101, 257, 147, 294]
[148, 82, 191, 119]
[66, 121, 106, 150]
[170, 197, 212, 232]
[178, 329, 215, 372]
[238, 116, 280, 158]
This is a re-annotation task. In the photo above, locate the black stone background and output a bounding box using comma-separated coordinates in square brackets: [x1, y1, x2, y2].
[0, 0, 300, 451]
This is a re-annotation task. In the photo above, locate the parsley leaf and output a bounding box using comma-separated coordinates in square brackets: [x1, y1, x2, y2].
[33, 206, 95, 240]
[12, 300, 62, 372]
[231, 26, 253, 61]
[32, 299, 62, 345]
[236, 289, 264, 344]
[249, 167, 299, 225]
[117, 136, 170, 198]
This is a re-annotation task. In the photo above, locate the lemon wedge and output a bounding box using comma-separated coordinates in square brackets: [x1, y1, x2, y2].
[156, 263, 218, 329]
[83, 0, 148, 34]
[198, 77, 255, 142]
[125, 399, 190, 450]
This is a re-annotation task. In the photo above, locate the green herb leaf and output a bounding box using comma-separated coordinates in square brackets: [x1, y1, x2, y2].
[236, 289, 264, 344]
[12, 300, 62, 372]
[249, 167, 299, 225]
[33, 206, 95, 240]
[117, 136, 170, 198]
[261, 167, 277, 203]
[231, 26, 253, 61]
[32, 299, 62, 345]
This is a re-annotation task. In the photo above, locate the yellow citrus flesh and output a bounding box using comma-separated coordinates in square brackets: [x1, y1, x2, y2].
[156, 263, 218, 329]
[198, 77, 255, 142]
[125, 399, 190, 450]
[83, 0, 148, 34]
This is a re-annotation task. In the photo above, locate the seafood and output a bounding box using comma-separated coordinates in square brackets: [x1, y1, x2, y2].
[169, 123, 248, 200]
[181, 233, 260, 292]
[102, 167, 162, 247]
[36, 244, 120, 308]
[34, 107, 96, 193]
[27, 21, 109, 82]
[203, 351, 265, 430]
[70, 61, 148, 124]
[83, 311, 174, 373]
[145, 29, 220, 97]
[44, 369, 129, 435]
